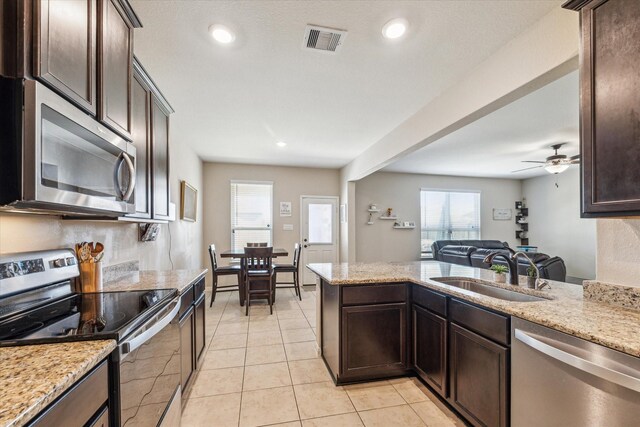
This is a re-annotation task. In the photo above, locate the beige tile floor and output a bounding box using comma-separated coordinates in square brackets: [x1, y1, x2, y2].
[181, 286, 464, 427]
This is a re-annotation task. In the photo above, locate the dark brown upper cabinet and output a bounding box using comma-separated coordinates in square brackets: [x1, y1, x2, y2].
[98, 0, 134, 140]
[151, 95, 171, 220]
[33, 0, 97, 114]
[131, 57, 174, 221]
[563, 0, 640, 217]
[130, 63, 151, 219]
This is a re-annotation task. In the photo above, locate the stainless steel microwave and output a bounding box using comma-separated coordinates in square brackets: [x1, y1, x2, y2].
[0, 78, 136, 215]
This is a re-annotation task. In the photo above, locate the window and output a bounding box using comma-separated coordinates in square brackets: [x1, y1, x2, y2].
[420, 189, 481, 257]
[230, 181, 273, 250]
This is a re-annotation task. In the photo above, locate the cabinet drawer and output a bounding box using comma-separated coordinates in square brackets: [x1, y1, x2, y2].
[342, 284, 406, 306]
[412, 286, 447, 316]
[193, 278, 205, 300]
[179, 285, 194, 317]
[30, 360, 108, 427]
[449, 299, 509, 345]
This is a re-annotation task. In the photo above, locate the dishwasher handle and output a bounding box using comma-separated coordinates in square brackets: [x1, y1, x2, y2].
[515, 329, 640, 393]
[122, 299, 180, 354]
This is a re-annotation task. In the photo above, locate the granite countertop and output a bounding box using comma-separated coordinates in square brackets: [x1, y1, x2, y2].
[307, 261, 640, 358]
[0, 340, 116, 427]
[105, 269, 208, 294]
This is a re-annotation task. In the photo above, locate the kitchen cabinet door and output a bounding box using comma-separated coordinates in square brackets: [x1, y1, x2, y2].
[564, 0, 640, 216]
[151, 96, 170, 219]
[34, 0, 97, 114]
[449, 323, 508, 427]
[194, 294, 206, 366]
[412, 304, 447, 398]
[129, 68, 151, 218]
[179, 307, 195, 392]
[341, 302, 407, 381]
[98, 0, 133, 140]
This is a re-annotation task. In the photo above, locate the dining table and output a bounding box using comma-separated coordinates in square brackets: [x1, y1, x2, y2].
[219, 248, 289, 306]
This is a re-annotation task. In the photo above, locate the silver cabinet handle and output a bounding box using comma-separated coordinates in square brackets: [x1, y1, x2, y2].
[122, 300, 180, 354]
[114, 152, 136, 202]
[515, 329, 640, 393]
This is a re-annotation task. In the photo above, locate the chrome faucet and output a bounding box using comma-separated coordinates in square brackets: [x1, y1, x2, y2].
[483, 252, 519, 285]
[512, 251, 549, 290]
[483, 251, 550, 290]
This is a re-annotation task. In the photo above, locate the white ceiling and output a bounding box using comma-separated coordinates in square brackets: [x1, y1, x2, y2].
[383, 70, 580, 179]
[130, 1, 562, 168]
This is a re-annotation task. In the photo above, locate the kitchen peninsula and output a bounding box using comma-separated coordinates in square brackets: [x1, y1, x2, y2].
[308, 261, 640, 427]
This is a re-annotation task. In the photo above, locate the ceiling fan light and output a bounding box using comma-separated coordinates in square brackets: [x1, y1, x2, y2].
[544, 164, 570, 174]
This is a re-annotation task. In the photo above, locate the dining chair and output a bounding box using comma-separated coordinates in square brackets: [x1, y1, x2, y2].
[246, 242, 268, 247]
[208, 244, 242, 307]
[273, 243, 302, 300]
[243, 246, 275, 315]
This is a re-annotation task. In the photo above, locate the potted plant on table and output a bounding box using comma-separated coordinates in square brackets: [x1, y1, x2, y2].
[490, 264, 509, 283]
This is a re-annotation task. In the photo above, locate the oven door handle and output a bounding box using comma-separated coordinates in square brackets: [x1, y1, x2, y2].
[121, 299, 180, 354]
[114, 152, 136, 202]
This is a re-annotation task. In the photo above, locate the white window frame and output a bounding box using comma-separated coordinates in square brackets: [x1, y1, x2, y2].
[230, 180, 273, 251]
[420, 188, 482, 257]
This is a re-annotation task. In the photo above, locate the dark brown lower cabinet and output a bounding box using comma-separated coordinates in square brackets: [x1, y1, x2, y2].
[194, 293, 206, 366]
[341, 302, 407, 381]
[412, 304, 447, 398]
[30, 360, 109, 427]
[179, 306, 195, 391]
[449, 323, 508, 427]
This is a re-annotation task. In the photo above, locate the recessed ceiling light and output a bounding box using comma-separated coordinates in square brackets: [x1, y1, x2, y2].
[382, 18, 408, 39]
[209, 24, 235, 44]
[276, 141, 287, 148]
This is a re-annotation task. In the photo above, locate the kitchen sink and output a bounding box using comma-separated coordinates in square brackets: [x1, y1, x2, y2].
[431, 278, 549, 302]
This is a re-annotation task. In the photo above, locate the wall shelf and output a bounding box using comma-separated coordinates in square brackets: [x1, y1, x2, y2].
[393, 225, 415, 229]
[367, 208, 380, 213]
[379, 216, 398, 220]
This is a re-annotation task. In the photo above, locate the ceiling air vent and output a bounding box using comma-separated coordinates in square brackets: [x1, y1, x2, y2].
[303, 24, 347, 54]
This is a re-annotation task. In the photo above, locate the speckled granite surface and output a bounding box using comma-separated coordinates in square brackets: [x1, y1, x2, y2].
[104, 269, 208, 294]
[307, 261, 640, 358]
[0, 340, 116, 427]
[583, 280, 640, 311]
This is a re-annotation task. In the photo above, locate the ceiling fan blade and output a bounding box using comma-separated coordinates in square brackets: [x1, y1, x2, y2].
[511, 165, 543, 173]
[570, 154, 581, 164]
[522, 161, 546, 164]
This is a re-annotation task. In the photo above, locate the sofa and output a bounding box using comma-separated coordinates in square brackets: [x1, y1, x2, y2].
[431, 239, 567, 282]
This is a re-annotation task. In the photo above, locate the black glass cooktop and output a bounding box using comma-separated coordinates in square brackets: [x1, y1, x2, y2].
[0, 289, 176, 345]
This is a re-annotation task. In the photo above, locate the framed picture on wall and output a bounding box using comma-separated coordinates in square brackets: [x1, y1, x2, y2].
[180, 181, 197, 222]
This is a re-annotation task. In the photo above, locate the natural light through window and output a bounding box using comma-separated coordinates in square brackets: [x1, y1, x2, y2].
[230, 181, 273, 250]
[308, 203, 333, 244]
[420, 189, 481, 257]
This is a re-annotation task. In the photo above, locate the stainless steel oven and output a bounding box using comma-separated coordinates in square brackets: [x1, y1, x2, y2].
[0, 78, 136, 215]
[115, 297, 182, 427]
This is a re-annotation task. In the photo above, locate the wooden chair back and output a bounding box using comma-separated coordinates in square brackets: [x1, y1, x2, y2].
[243, 246, 274, 273]
[292, 243, 302, 269]
[208, 244, 219, 271]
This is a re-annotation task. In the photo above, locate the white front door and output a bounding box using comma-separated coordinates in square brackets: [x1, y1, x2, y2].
[301, 196, 339, 284]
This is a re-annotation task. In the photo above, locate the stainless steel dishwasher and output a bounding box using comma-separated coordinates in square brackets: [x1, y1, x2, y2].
[511, 317, 640, 427]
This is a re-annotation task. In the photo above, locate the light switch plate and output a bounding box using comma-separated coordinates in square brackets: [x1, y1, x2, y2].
[283, 224, 294, 231]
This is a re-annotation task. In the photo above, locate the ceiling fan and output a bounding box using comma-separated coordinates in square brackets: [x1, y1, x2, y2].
[511, 143, 580, 174]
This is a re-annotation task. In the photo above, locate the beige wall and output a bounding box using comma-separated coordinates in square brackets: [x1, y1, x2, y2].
[522, 168, 596, 280]
[355, 172, 521, 262]
[0, 141, 204, 272]
[202, 163, 340, 274]
[597, 219, 640, 287]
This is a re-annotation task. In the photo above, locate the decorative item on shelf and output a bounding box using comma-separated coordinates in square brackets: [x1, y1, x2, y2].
[139, 223, 161, 241]
[514, 200, 529, 246]
[490, 264, 508, 284]
[368, 203, 379, 212]
[180, 181, 198, 222]
[367, 212, 375, 225]
[75, 242, 104, 293]
[394, 221, 416, 229]
[379, 207, 398, 220]
[516, 245, 538, 253]
[386, 208, 393, 217]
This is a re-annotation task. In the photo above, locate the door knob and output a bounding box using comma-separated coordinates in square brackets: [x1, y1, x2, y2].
[304, 245, 308, 248]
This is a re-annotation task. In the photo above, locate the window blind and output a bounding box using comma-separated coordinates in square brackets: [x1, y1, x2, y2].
[230, 182, 273, 250]
[420, 189, 481, 255]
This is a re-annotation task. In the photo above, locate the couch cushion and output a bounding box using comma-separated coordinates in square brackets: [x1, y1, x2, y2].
[470, 248, 512, 269]
[438, 245, 476, 266]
